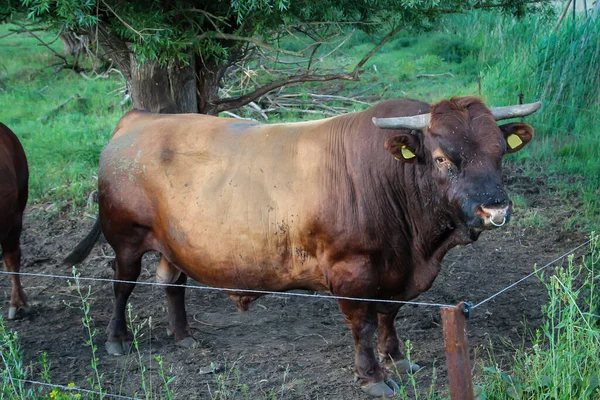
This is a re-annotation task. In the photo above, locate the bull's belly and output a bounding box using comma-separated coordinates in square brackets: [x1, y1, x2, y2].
[155, 229, 326, 292]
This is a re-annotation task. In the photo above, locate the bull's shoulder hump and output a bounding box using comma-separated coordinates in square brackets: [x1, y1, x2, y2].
[111, 109, 153, 139]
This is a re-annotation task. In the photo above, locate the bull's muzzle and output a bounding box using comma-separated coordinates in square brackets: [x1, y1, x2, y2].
[476, 206, 510, 228]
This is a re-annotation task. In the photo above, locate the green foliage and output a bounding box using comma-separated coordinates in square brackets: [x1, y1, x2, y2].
[0, 317, 32, 398]
[478, 14, 600, 229]
[6, 0, 553, 67]
[477, 235, 600, 399]
[428, 36, 480, 63]
[69, 267, 104, 398]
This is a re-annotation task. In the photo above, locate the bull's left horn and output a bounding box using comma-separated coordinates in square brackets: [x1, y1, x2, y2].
[490, 102, 542, 121]
[372, 114, 430, 130]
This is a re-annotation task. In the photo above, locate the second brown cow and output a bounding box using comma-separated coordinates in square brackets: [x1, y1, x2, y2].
[66, 96, 540, 397]
[0, 123, 29, 321]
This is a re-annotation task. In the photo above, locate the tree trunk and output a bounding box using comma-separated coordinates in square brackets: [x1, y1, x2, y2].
[60, 31, 89, 56]
[195, 56, 223, 115]
[96, 25, 200, 114]
[129, 57, 198, 114]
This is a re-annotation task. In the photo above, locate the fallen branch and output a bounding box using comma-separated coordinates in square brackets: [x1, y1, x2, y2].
[415, 72, 455, 78]
[277, 92, 371, 105]
[248, 101, 269, 120]
[351, 82, 384, 97]
[221, 110, 257, 121]
[41, 94, 85, 121]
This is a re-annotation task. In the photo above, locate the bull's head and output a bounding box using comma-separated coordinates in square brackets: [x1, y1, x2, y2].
[372, 97, 540, 235]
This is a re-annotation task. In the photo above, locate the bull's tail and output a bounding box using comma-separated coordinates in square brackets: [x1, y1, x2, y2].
[64, 217, 102, 265]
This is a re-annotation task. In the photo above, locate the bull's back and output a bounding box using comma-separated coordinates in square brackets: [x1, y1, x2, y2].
[99, 114, 331, 290]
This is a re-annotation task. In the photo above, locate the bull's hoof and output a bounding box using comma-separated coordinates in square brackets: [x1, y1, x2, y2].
[167, 328, 197, 348]
[385, 378, 400, 393]
[7, 306, 30, 320]
[388, 359, 421, 374]
[176, 336, 198, 349]
[105, 341, 132, 356]
[360, 379, 398, 397]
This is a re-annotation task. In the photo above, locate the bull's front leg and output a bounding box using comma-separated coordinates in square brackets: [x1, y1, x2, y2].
[337, 299, 400, 397]
[377, 305, 421, 374]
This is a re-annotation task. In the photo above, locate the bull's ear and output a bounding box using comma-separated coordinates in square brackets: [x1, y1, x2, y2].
[384, 131, 423, 163]
[499, 122, 534, 154]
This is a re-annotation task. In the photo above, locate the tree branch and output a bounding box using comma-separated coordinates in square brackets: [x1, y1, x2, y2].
[213, 24, 405, 113]
[350, 25, 403, 77]
[14, 23, 68, 64]
[214, 72, 357, 113]
[178, 8, 231, 29]
[100, 0, 145, 41]
[196, 32, 303, 57]
[95, 23, 132, 81]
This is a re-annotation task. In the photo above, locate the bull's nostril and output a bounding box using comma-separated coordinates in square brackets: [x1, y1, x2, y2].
[475, 206, 489, 219]
[478, 205, 510, 227]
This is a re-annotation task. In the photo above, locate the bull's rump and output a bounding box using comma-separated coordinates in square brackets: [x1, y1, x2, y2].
[99, 114, 330, 290]
[0, 168, 19, 238]
[0, 124, 27, 239]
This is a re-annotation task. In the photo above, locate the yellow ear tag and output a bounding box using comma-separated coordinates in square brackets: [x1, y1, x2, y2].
[507, 134, 523, 149]
[401, 145, 416, 160]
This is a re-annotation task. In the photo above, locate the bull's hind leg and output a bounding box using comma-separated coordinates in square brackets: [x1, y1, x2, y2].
[377, 306, 420, 374]
[160, 257, 197, 348]
[2, 216, 27, 320]
[106, 248, 142, 355]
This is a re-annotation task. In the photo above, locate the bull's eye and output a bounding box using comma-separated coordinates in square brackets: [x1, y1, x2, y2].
[435, 156, 448, 167]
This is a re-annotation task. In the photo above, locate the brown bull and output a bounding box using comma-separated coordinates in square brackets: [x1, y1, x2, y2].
[0, 123, 29, 320]
[66, 96, 540, 397]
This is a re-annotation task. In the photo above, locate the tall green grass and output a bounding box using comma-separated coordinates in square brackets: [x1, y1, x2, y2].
[0, 25, 124, 208]
[476, 235, 600, 399]
[469, 13, 600, 229]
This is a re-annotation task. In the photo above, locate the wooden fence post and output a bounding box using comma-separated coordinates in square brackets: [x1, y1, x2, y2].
[441, 302, 474, 400]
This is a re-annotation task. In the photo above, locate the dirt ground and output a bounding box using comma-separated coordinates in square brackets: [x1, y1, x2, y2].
[1, 166, 590, 399]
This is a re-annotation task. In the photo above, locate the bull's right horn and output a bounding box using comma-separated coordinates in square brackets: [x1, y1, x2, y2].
[490, 102, 542, 121]
[372, 114, 430, 130]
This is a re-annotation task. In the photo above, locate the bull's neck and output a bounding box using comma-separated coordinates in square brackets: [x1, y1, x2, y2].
[326, 114, 462, 261]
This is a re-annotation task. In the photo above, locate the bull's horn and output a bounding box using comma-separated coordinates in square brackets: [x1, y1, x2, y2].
[372, 114, 430, 130]
[490, 102, 542, 121]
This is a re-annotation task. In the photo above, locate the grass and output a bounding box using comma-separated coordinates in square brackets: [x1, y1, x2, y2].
[476, 14, 600, 230]
[0, 25, 124, 208]
[0, 267, 176, 400]
[476, 235, 600, 399]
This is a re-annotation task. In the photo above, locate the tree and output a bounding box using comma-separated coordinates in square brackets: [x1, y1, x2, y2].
[5, 0, 551, 115]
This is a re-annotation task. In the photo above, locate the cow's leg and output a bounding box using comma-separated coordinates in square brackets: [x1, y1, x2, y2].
[1, 217, 27, 320]
[163, 261, 197, 348]
[337, 299, 399, 397]
[106, 248, 142, 356]
[377, 306, 421, 374]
